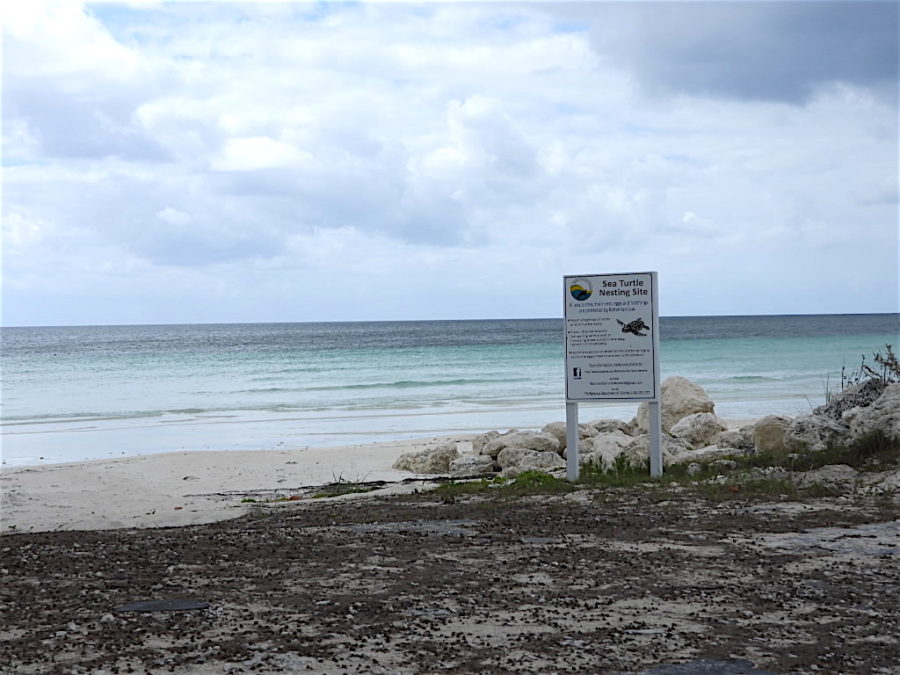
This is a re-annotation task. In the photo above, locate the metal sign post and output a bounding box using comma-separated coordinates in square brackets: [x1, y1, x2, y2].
[563, 272, 662, 480]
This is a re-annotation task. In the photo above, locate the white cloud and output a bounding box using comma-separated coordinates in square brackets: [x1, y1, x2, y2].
[1, 212, 46, 248]
[155, 207, 192, 227]
[3, 0, 138, 82]
[211, 137, 313, 171]
[2, 1, 897, 325]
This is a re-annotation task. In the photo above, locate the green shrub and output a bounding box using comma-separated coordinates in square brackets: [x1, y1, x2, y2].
[505, 470, 573, 495]
[431, 470, 573, 500]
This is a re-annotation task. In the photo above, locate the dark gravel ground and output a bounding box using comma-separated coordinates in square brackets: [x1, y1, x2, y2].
[1, 485, 898, 674]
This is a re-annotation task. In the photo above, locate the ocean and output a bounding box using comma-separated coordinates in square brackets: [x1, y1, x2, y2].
[2, 314, 897, 466]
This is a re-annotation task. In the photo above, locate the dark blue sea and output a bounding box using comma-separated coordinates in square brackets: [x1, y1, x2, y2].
[2, 314, 897, 465]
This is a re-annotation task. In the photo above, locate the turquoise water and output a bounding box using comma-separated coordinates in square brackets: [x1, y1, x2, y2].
[2, 315, 897, 466]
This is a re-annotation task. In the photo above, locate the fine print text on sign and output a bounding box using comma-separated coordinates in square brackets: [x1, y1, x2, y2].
[564, 272, 659, 401]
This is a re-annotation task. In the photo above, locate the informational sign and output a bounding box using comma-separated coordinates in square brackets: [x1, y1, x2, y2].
[564, 272, 660, 402]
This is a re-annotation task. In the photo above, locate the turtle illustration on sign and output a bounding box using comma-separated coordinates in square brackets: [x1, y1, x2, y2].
[617, 317, 650, 337]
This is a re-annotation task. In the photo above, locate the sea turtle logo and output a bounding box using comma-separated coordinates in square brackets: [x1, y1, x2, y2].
[617, 317, 650, 337]
[569, 278, 592, 301]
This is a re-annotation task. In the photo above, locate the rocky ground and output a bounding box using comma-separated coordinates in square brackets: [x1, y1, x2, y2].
[2, 475, 899, 675]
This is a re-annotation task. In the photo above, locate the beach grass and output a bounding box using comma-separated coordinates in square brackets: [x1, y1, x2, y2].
[434, 470, 575, 501]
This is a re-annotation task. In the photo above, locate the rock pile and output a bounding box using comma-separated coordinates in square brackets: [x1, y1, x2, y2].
[392, 377, 900, 478]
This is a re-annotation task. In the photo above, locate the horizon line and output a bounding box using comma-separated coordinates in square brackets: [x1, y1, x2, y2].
[3, 311, 898, 330]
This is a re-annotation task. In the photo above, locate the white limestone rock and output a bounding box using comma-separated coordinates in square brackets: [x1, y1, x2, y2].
[526, 451, 567, 471]
[620, 434, 687, 469]
[795, 463, 858, 486]
[561, 438, 594, 460]
[875, 468, 900, 492]
[715, 429, 754, 452]
[481, 431, 560, 459]
[588, 430, 633, 470]
[634, 376, 715, 433]
[849, 382, 900, 443]
[841, 406, 865, 427]
[393, 442, 460, 474]
[815, 379, 888, 422]
[449, 454, 496, 477]
[751, 415, 794, 454]
[472, 431, 501, 454]
[669, 445, 736, 465]
[578, 451, 605, 468]
[496, 447, 565, 474]
[588, 418, 636, 436]
[784, 415, 850, 453]
[540, 422, 601, 453]
[541, 422, 567, 450]
[670, 412, 727, 449]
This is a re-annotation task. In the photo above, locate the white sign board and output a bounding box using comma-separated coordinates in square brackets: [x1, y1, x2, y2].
[564, 272, 660, 402]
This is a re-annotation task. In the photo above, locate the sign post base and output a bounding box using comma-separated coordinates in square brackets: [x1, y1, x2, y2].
[565, 401, 579, 481]
[648, 400, 663, 478]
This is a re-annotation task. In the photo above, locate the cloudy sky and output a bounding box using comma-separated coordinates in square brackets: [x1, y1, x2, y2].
[3, 1, 898, 326]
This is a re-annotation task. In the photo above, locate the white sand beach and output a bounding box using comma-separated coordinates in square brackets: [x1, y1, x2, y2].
[0, 436, 469, 534]
[1, 416, 760, 535]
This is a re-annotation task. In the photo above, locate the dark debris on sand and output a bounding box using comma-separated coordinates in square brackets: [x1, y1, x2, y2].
[1, 487, 898, 674]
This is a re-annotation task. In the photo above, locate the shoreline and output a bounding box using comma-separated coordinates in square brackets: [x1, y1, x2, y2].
[1, 397, 784, 469]
[1, 416, 759, 534]
[0, 435, 471, 534]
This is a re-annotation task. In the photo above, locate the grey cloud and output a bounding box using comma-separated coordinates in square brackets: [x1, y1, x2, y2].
[395, 186, 469, 245]
[3, 74, 172, 161]
[4, 169, 285, 268]
[134, 228, 282, 267]
[209, 137, 473, 246]
[452, 98, 537, 177]
[574, 2, 898, 104]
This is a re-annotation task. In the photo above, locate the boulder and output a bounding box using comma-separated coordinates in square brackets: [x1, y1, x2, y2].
[620, 434, 687, 469]
[814, 379, 888, 422]
[875, 468, 900, 492]
[481, 431, 560, 459]
[541, 422, 567, 450]
[393, 443, 459, 474]
[784, 415, 850, 453]
[496, 446, 532, 469]
[471, 430, 501, 454]
[588, 430, 633, 469]
[577, 451, 605, 468]
[795, 464, 858, 487]
[849, 382, 900, 443]
[449, 454, 496, 477]
[841, 406, 865, 427]
[561, 437, 594, 460]
[588, 418, 636, 436]
[634, 376, 715, 433]
[540, 422, 601, 453]
[686, 463, 703, 476]
[669, 445, 736, 465]
[670, 412, 726, 448]
[751, 415, 793, 454]
[715, 429, 754, 452]
[525, 451, 566, 471]
[496, 447, 565, 475]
